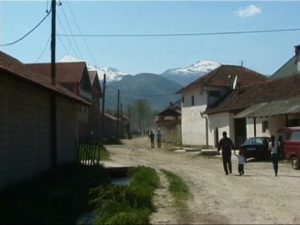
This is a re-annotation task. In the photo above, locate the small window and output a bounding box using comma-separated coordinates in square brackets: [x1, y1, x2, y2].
[191, 96, 195, 106]
[262, 121, 269, 132]
[288, 119, 299, 127]
[207, 91, 221, 107]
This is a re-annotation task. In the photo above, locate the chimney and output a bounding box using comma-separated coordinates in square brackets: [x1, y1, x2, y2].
[295, 45, 300, 72]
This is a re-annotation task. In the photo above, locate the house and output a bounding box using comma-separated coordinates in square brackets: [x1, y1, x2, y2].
[206, 76, 300, 147]
[204, 46, 300, 147]
[26, 62, 93, 139]
[271, 45, 300, 79]
[0, 51, 89, 189]
[88, 70, 102, 138]
[155, 101, 181, 144]
[177, 64, 268, 147]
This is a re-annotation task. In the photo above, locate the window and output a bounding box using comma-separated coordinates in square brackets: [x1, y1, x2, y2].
[207, 91, 221, 107]
[262, 121, 269, 132]
[288, 119, 299, 127]
[191, 95, 194, 106]
[182, 96, 184, 103]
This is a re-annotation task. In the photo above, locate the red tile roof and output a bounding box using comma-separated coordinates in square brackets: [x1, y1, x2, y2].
[206, 75, 300, 114]
[177, 65, 269, 93]
[26, 62, 87, 84]
[0, 51, 89, 105]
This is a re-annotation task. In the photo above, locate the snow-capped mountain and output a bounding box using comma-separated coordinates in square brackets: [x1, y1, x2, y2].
[161, 60, 222, 85]
[59, 55, 130, 82]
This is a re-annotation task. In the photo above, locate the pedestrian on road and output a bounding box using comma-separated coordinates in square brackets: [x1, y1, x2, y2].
[156, 129, 162, 148]
[218, 131, 235, 175]
[269, 135, 279, 176]
[235, 149, 246, 176]
[149, 130, 155, 148]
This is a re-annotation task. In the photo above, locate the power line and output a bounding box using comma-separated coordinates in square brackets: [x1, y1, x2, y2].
[59, 5, 84, 59]
[34, 35, 51, 62]
[57, 27, 300, 38]
[0, 10, 51, 47]
[65, 1, 98, 66]
[57, 13, 78, 57]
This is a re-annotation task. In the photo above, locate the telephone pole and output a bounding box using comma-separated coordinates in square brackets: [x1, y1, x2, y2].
[117, 89, 120, 138]
[100, 74, 106, 142]
[50, 0, 57, 168]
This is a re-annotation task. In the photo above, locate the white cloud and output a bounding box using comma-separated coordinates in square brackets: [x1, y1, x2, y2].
[237, 5, 262, 18]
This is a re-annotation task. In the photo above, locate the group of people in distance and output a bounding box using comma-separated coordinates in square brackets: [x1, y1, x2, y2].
[148, 129, 162, 148]
[218, 131, 279, 176]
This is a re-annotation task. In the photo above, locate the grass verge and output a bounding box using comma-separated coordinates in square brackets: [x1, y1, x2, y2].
[90, 166, 160, 225]
[161, 169, 191, 209]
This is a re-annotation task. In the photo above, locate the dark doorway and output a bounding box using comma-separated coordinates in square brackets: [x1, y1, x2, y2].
[214, 128, 219, 147]
[234, 118, 246, 148]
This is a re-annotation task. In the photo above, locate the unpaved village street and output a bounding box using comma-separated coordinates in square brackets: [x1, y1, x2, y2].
[104, 137, 300, 224]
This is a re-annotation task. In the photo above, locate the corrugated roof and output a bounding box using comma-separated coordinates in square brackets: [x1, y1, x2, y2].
[234, 98, 300, 118]
[177, 65, 269, 94]
[0, 51, 90, 106]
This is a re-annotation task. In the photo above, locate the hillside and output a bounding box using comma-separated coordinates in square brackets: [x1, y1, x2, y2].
[105, 73, 182, 111]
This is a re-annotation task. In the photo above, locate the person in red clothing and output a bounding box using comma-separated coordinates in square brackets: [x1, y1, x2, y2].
[218, 131, 235, 175]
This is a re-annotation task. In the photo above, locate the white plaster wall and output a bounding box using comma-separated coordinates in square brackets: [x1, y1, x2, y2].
[181, 88, 207, 146]
[208, 112, 231, 147]
[181, 105, 206, 145]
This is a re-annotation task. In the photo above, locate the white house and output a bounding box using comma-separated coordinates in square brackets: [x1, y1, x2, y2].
[178, 65, 268, 147]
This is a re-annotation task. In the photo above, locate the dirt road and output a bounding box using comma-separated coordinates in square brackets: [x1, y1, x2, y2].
[104, 137, 300, 224]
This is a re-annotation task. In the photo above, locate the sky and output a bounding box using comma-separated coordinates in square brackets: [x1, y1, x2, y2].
[1, 1, 300, 76]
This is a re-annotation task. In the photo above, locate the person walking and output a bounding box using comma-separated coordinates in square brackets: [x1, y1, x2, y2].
[218, 131, 235, 175]
[269, 135, 279, 176]
[149, 130, 155, 148]
[156, 129, 162, 148]
[236, 149, 246, 176]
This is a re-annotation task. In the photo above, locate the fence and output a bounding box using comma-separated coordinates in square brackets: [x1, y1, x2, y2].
[77, 139, 102, 165]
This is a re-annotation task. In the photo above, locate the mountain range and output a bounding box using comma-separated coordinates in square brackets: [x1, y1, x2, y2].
[59, 56, 221, 111]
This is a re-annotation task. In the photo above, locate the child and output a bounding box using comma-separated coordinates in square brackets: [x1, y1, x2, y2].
[236, 149, 246, 176]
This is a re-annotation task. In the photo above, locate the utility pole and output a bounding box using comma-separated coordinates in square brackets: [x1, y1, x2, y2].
[120, 103, 123, 138]
[117, 89, 120, 138]
[100, 73, 106, 142]
[50, 0, 57, 168]
[128, 105, 132, 139]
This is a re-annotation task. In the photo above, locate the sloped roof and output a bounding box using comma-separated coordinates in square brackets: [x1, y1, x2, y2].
[88, 70, 97, 84]
[177, 65, 269, 94]
[158, 100, 181, 116]
[0, 51, 89, 105]
[205, 75, 300, 114]
[234, 98, 300, 118]
[88, 70, 102, 96]
[26, 62, 87, 84]
[271, 55, 300, 79]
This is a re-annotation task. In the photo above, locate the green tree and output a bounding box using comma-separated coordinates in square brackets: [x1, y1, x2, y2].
[131, 99, 156, 135]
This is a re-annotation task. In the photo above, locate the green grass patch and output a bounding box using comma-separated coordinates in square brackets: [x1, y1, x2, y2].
[161, 169, 190, 209]
[0, 164, 110, 224]
[79, 143, 110, 161]
[91, 166, 160, 225]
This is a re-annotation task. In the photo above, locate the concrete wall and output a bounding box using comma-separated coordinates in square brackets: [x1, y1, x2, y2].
[0, 75, 51, 188]
[57, 97, 80, 164]
[0, 74, 81, 189]
[208, 112, 231, 147]
[181, 105, 207, 145]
